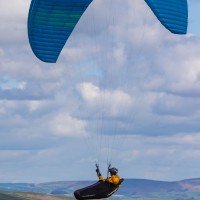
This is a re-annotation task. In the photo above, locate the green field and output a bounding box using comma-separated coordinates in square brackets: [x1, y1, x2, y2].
[0, 191, 74, 200]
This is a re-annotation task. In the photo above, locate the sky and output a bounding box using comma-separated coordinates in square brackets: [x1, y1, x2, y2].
[1, 0, 200, 183]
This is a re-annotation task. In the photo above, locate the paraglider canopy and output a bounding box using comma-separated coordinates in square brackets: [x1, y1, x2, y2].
[28, 0, 188, 63]
[145, 0, 188, 34]
[28, 0, 93, 63]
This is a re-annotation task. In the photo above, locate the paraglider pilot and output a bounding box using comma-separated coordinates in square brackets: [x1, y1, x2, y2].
[74, 164, 123, 200]
[96, 164, 120, 185]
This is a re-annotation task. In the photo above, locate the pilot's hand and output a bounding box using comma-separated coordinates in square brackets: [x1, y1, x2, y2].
[96, 169, 101, 176]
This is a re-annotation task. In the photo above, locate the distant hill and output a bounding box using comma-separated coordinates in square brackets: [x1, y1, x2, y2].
[33, 178, 200, 195]
[0, 191, 73, 200]
[1, 178, 200, 200]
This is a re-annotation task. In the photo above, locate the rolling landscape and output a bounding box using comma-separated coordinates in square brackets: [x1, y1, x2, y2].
[1, 178, 200, 200]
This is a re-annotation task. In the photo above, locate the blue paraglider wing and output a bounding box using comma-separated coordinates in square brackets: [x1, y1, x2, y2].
[28, 0, 188, 63]
[144, 0, 188, 34]
[28, 0, 92, 63]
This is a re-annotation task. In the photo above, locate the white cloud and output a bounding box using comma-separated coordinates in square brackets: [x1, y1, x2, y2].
[1, 0, 200, 182]
[113, 44, 126, 66]
[0, 0, 29, 44]
[28, 100, 44, 112]
[77, 82, 133, 117]
[50, 113, 87, 137]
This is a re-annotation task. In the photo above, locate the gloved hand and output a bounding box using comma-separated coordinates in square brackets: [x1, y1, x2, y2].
[96, 168, 101, 177]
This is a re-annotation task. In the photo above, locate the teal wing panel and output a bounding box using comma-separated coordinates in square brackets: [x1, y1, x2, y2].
[28, 0, 92, 63]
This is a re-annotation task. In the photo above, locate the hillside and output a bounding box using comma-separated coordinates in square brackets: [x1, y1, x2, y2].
[1, 178, 200, 200]
[0, 191, 73, 200]
[32, 178, 200, 195]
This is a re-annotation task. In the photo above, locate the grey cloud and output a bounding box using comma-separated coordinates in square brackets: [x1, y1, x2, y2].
[1, 0, 200, 182]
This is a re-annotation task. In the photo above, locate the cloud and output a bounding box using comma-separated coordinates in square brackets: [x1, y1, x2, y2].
[0, 150, 35, 163]
[77, 82, 133, 117]
[112, 133, 200, 180]
[50, 113, 87, 137]
[0, 0, 29, 45]
[1, 0, 200, 182]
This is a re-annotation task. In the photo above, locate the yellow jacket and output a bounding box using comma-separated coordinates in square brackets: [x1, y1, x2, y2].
[98, 175, 120, 185]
